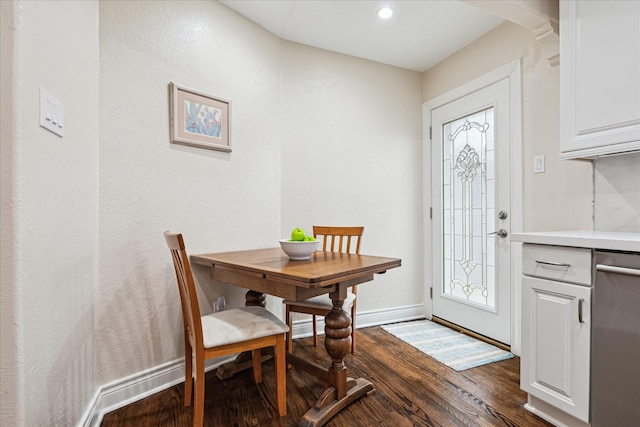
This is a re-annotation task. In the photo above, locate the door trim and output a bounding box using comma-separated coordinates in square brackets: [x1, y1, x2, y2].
[422, 60, 523, 355]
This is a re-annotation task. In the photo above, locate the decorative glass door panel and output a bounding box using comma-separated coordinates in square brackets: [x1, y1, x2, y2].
[442, 108, 496, 311]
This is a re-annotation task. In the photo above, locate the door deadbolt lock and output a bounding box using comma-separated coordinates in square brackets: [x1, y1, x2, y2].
[498, 210, 508, 220]
[488, 229, 508, 238]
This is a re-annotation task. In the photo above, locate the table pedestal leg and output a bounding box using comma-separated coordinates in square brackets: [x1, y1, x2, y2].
[299, 289, 375, 427]
[244, 290, 266, 307]
[215, 290, 269, 380]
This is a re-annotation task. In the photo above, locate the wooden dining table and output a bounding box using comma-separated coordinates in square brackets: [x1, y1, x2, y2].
[190, 247, 401, 427]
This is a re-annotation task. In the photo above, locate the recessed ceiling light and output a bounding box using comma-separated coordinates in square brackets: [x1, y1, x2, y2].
[377, 7, 393, 20]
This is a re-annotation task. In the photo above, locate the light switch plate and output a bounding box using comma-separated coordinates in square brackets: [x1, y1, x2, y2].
[39, 87, 64, 137]
[533, 155, 545, 173]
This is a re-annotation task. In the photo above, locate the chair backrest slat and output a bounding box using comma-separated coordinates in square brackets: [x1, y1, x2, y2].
[313, 226, 363, 255]
[164, 231, 203, 350]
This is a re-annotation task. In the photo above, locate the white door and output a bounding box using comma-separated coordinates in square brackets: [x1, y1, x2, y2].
[430, 77, 512, 345]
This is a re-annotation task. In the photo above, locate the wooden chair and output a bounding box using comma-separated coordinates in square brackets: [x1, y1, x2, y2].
[164, 231, 288, 427]
[283, 226, 364, 354]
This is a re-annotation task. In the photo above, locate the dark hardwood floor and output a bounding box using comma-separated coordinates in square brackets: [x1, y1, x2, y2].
[101, 325, 552, 427]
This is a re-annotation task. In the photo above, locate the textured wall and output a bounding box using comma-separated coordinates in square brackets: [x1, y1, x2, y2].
[280, 42, 423, 311]
[0, 1, 20, 425]
[97, 1, 283, 385]
[423, 21, 593, 232]
[2, 0, 100, 424]
[98, 1, 424, 386]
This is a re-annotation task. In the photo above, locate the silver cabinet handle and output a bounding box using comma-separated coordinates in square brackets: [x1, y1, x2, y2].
[578, 298, 585, 323]
[488, 229, 508, 238]
[596, 264, 640, 277]
[535, 260, 571, 268]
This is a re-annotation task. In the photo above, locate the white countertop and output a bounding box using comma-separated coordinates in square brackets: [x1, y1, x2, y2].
[510, 230, 640, 253]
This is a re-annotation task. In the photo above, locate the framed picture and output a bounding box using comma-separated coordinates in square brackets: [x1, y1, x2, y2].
[169, 82, 231, 152]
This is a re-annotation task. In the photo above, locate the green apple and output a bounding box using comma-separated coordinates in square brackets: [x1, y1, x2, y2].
[303, 236, 316, 241]
[291, 227, 305, 241]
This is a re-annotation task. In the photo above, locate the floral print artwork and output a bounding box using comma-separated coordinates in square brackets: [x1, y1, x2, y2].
[170, 82, 230, 152]
[184, 100, 222, 138]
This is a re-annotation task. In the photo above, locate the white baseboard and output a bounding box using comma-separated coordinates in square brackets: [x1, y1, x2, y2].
[79, 304, 424, 427]
[80, 356, 234, 427]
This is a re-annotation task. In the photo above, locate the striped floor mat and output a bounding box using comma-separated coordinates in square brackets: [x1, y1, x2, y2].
[381, 319, 514, 371]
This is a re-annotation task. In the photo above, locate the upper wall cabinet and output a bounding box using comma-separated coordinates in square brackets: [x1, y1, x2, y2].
[560, 0, 640, 159]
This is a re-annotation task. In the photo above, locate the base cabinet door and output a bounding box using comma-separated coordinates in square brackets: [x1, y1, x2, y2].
[521, 276, 591, 423]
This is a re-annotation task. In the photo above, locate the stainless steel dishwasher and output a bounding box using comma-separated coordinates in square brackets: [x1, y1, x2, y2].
[592, 250, 640, 427]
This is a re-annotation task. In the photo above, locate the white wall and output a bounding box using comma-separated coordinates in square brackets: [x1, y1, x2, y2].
[423, 21, 593, 232]
[97, 0, 423, 389]
[97, 0, 283, 385]
[0, 1, 20, 424]
[280, 42, 424, 313]
[0, 0, 99, 424]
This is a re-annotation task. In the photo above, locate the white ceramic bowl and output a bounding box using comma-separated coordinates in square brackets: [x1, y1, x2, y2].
[279, 239, 319, 260]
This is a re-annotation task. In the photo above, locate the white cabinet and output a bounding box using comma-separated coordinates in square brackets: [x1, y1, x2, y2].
[521, 244, 592, 424]
[560, 0, 640, 159]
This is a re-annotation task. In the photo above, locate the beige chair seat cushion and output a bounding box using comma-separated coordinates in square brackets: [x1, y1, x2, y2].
[283, 290, 356, 311]
[201, 306, 289, 349]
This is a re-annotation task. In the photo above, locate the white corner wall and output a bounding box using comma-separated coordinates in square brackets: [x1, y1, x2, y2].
[423, 21, 592, 232]
[1, 0, 100, 425]
[0, 1, 20, 424]
[97, 1, 283, 385]
[98, 0, 424, 388]
[280, 42, 424, 312]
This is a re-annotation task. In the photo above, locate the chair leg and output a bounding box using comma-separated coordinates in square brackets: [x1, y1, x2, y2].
[285, 304, 293, 353]
[274, 334, 287, 416]
[312, 314, 318, 346]
[252, 348, 262, 384]
[184, 341, 193, 406]
[193, 356, 205, 427]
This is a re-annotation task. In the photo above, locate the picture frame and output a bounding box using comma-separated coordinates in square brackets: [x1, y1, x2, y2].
[169, 82, 231, 152]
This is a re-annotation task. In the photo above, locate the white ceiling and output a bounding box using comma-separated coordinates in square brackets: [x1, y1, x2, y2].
[220, 0, 505, 72]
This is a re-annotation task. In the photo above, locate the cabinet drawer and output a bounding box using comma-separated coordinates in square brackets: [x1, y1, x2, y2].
[523, 244, 592, 286]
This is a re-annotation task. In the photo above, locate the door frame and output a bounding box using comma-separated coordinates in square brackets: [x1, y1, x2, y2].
[422, 60, 523, 355]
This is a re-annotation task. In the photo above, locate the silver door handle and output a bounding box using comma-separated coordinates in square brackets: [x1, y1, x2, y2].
[578, 298, 585, 323]
[535, 260, 571, 268]
[488, 229, 508, 238]
[596, 264, 640, 277]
